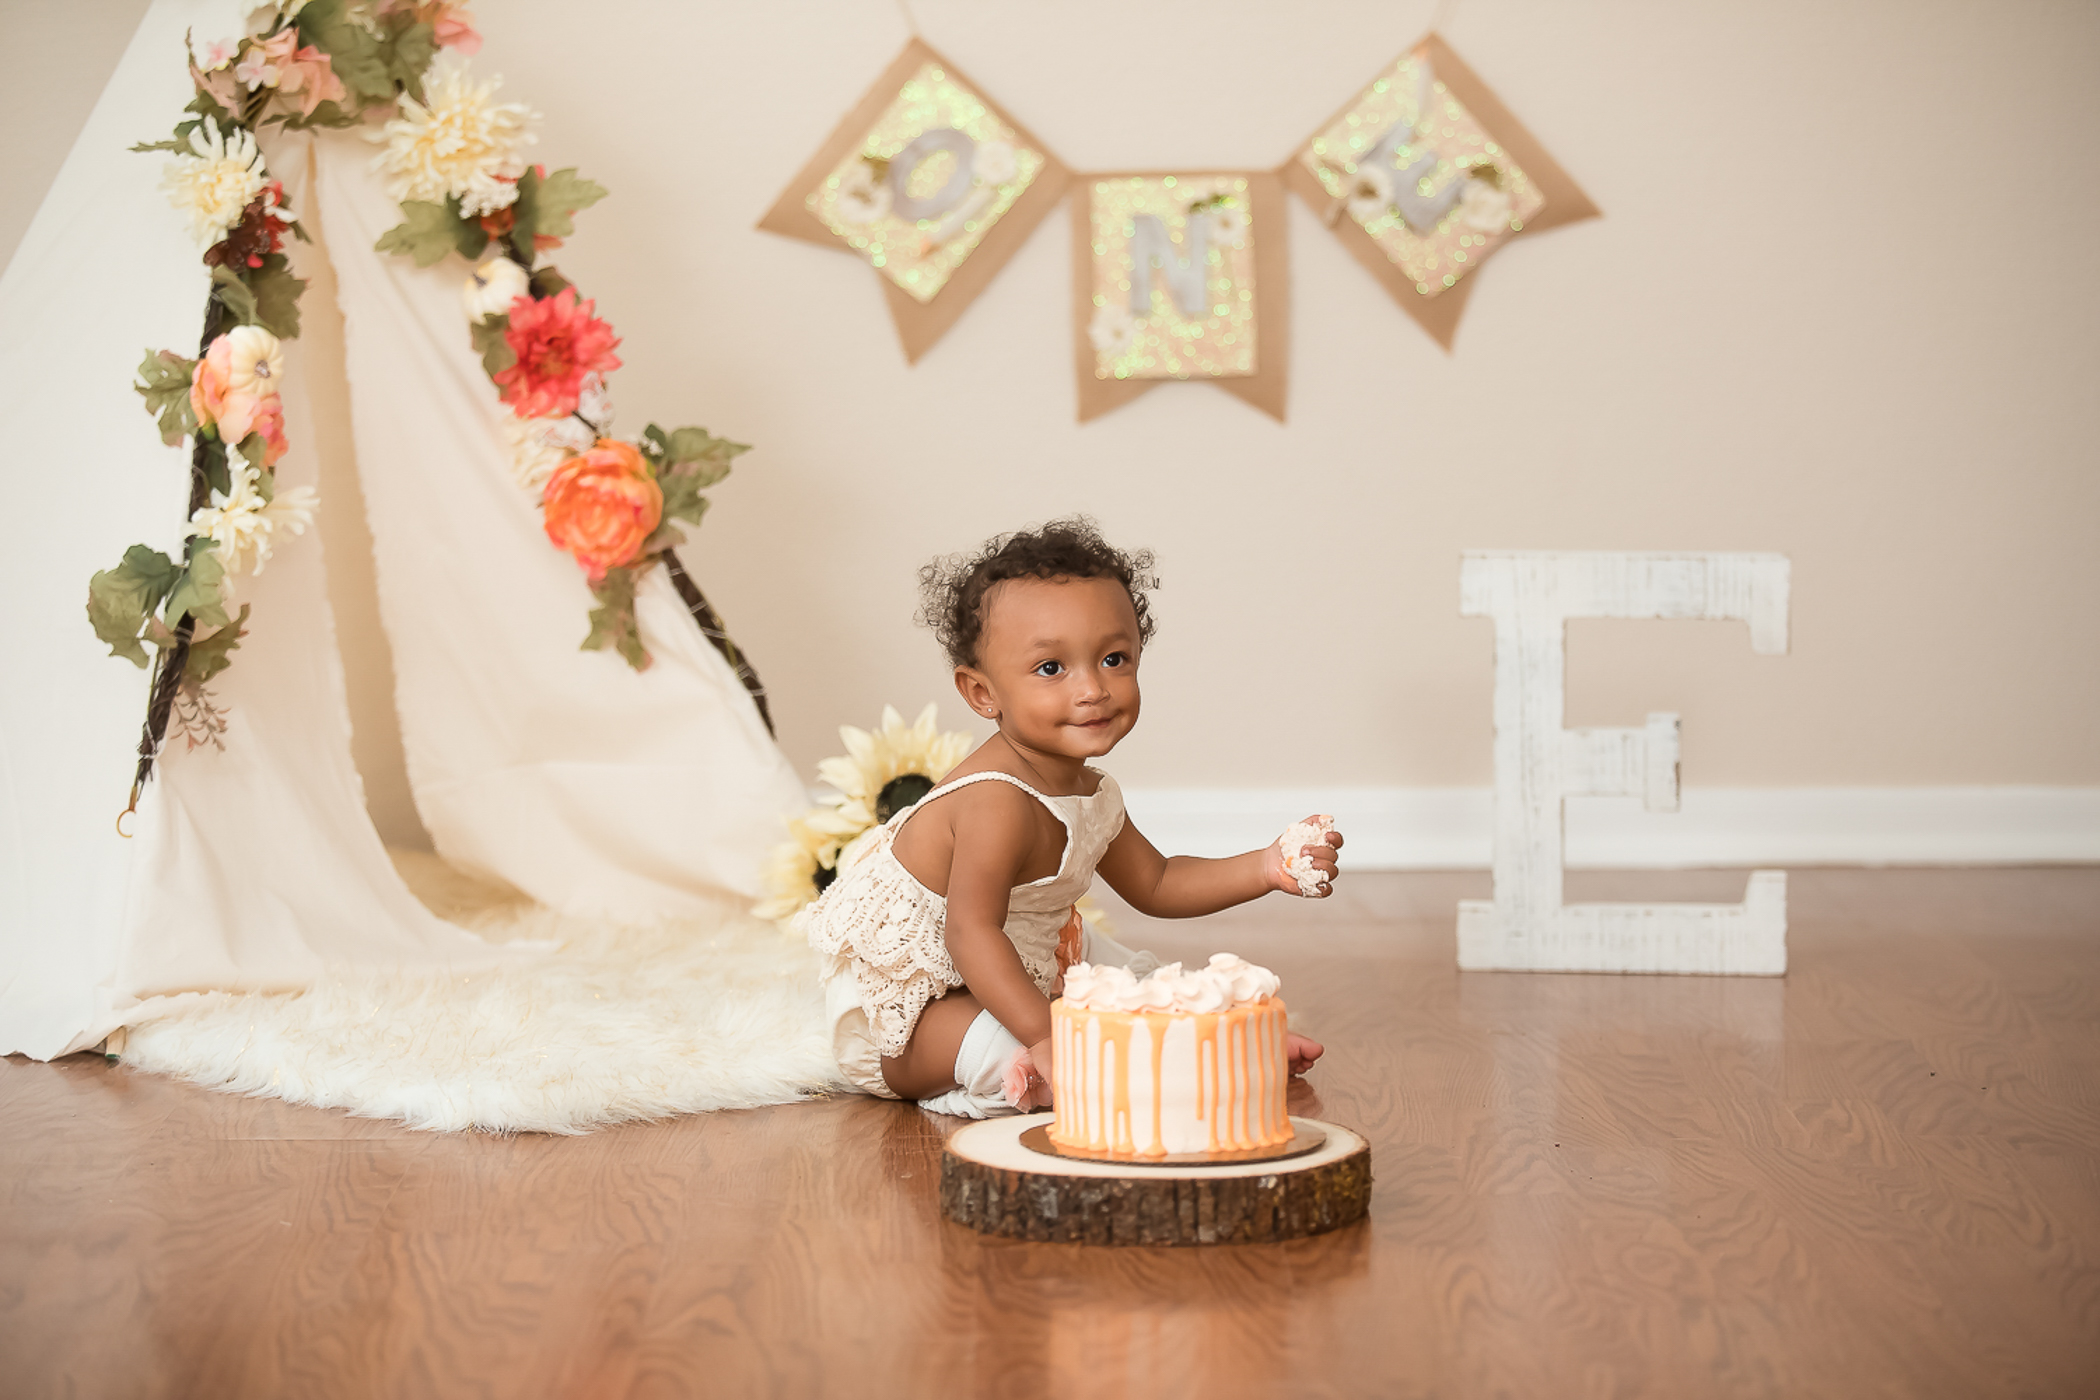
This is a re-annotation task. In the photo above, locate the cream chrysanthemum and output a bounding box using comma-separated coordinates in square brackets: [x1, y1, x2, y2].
[188, 466, 319, 579]
[162, 116, 268, 248]
[371, 55, 537, 218]
[814, 703, 974, 831]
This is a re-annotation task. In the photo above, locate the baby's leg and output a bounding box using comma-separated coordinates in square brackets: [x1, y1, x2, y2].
[879, 991, 984, 1100]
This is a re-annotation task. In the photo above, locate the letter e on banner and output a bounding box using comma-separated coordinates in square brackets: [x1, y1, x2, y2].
[1457, 552, 1791, 975]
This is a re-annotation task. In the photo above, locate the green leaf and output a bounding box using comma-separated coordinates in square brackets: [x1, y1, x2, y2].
[246, 254, 307, 339]
[200, 437, 231, 498]
[582, 567, 651, 671]
[183, 604, 250, 685]
[165, 539, 231, 631]
[505, 166, 541, 266]
[658, 475, 712, 531]
[447, 195, 490, 261]
[381, 18, 438, 100]
[237, 432, 269, 473]
[130, 137, 185, 154]
[526, 168, 608, 242]
[211, 264, 259, 327]
[300, 0, 392, 108]
[469, 314, 516, 377]
[134, 349, 199, 446]
[184, 88, 234, 126]
[87, 545, 181, 667]
[653, 424, 750, 490]
[528, 265, 571, 300]
[375, 200, 470, 267]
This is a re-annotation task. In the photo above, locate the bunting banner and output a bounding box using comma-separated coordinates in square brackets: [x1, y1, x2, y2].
[757, 39, 1070, 364]
[1281, 33, 1598, 349]
[761, 31, 1593, 420]
[1071, 171, 1288, 424]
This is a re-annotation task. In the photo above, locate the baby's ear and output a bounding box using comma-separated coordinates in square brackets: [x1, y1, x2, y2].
[953, 665, 999, 720]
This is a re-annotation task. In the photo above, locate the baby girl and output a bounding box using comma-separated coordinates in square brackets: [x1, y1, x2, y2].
[799, 518, 1339, 1117]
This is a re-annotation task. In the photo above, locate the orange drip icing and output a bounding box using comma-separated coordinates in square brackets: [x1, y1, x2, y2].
[1049, 996, 1292, 1160]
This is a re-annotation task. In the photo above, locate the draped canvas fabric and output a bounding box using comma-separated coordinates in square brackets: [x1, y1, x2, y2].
[308, 131, 806, 918]
[0, 0, 522, 1060]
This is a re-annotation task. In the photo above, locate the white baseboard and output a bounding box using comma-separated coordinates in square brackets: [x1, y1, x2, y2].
[1118, 786, 2100, 869]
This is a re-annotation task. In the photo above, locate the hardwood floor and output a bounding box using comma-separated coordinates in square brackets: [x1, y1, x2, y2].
[5, 868, 2098, 1399]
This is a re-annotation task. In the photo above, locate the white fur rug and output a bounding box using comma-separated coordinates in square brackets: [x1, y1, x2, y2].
[119, 852, 852, 1133]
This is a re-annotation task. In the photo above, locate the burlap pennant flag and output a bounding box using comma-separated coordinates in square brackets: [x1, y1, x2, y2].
[758, 38, 1070, 364]
[1282, 33, 1597, 349]
[1071, 170, 1289, 424]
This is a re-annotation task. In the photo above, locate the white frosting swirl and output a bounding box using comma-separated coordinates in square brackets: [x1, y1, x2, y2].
[1060, 952, 1280, 1013]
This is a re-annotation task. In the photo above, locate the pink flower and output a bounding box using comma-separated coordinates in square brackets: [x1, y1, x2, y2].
[540, 439, 661, 580]
[493, 287, 622, 420]
[1003, 1047, 1051, 1110]
[276, 40, 347, 118]
[190, 328, 283, 446]
[247, 393, 289, 466]
[433, 5, 482, 54]
[189, 56, 243, 114]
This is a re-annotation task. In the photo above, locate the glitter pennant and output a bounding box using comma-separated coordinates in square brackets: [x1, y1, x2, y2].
[1070, 171, 1289, 424]
[1283, 33, 1597, 349]
[758, 38, 1070, 364]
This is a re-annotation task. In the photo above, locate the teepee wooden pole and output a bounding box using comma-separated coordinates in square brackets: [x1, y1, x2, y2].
[661, 549, 776, 737]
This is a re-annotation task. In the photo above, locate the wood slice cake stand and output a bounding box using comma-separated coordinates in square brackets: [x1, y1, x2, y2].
[940, 1114, 1370, 1246]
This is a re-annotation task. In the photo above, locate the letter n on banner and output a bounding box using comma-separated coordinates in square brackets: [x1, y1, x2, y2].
[1071, 171, 1289, 424]
[1457, 552, 1792, 975]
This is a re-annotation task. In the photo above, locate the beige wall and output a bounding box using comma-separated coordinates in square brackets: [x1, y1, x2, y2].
[15, 1, 2099, 850]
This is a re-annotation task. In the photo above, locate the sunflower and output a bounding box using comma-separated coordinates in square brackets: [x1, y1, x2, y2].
[815, 704, 974, 832]
[752, 816, 841, 924]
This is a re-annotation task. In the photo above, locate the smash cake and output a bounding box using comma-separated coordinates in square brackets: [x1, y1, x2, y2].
[1048, 953, 1294, 1161]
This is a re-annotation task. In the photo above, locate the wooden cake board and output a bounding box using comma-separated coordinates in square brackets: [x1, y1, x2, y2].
[940, 1115, 1370, 1246]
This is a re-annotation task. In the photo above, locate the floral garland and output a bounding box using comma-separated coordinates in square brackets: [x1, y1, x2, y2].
[364, 57, 763, 701]
[91, 0, 464, 807]
[92, 1, 773, 812]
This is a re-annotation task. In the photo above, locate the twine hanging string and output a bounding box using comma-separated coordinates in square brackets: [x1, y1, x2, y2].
[893, 0, 919, 38]
[1428, 0, 1464, 34]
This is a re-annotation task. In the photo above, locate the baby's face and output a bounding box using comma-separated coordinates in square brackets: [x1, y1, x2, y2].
[965, 575, 1141, 761]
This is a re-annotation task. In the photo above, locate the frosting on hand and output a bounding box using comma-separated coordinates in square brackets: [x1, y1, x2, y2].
[1277, 815, 1337, 896]
[1060, 952, 1280, 1013]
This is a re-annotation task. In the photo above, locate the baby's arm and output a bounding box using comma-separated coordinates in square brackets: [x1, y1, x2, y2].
[940, 786, 1056, 1055]
[1094, 815, 1343, 919]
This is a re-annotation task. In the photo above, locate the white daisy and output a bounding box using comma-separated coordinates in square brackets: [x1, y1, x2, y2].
[836, 161, 892, 226]
[1458, 179, 1514, 233]
[372, 55, 537, 218]
[1207, 202, 1249, 247]
[162, 116, 268, 248]
[971, 140, 1017, 185]
[1088, 303, 1137, 357]
[1345, 164, 1394, 225]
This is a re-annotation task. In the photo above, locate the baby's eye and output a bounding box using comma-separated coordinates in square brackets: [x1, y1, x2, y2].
[1102, 652, 1128, 668]
[1034, 659, 1064, 677]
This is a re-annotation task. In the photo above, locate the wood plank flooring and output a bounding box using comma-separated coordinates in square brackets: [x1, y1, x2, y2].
[4, 868, 2098, 1399]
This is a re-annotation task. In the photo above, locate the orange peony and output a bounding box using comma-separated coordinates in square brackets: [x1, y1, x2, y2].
[541, 439, 661, 580]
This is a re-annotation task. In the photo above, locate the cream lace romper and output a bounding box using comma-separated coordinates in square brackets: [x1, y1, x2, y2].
[798, 768, 1128, 1099]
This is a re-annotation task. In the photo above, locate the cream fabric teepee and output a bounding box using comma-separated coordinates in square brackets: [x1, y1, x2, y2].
[0, 0, 810, 1073]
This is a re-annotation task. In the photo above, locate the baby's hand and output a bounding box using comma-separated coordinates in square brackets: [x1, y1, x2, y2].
[1003, 1036, 1054, 1111]
[1264, 814, 1343, 897]
[1285, 1031, 1324, 1077]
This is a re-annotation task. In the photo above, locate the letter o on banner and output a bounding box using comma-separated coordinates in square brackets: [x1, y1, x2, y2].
[887, 127, 978, 221]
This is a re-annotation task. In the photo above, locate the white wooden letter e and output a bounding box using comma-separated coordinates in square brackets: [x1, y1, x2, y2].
[1457, 552, 1791, 975]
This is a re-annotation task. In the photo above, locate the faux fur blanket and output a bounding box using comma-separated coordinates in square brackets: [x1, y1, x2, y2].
[119, 853, 852, 1133]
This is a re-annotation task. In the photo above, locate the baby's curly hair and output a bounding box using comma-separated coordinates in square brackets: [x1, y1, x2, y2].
[917, 516, 1158, 669]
